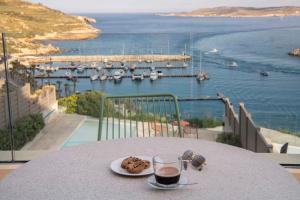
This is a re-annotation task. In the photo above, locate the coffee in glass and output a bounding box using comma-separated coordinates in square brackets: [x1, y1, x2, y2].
[153, 155, 182, 185]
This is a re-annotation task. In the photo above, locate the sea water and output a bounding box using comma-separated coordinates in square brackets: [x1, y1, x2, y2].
[48, 14, 300, 133]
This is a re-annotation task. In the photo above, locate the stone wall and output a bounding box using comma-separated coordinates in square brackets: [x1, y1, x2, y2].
[0, 83, 57, 129]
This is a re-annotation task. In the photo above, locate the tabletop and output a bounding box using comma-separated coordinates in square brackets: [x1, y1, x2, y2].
[0, 137, 299, 200]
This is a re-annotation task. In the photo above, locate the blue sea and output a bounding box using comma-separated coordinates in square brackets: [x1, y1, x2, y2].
[48, 14, 300, 133]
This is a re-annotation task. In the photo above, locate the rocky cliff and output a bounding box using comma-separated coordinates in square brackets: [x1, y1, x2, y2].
[288, 48, 300, 57]
[0, 0, 100, 56]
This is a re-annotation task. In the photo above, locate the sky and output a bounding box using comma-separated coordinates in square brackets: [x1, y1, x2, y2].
[29, 0, 300, 13]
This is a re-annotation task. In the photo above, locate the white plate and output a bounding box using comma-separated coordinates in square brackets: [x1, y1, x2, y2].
[110, 155, 154, 176]
[147, 174, 188, 190]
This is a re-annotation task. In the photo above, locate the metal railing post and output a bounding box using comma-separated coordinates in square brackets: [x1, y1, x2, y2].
[98, 95, 105, 141]
[2, 33, 15, 161]
[173, 95, 182, 137]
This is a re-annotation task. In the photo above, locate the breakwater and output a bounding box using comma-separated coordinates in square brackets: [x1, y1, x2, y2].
[19, 54, 191, 64]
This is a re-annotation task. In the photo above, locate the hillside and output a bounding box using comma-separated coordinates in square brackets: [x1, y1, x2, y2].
[158, 6, 300, 17]
[0, 0, 100, 55]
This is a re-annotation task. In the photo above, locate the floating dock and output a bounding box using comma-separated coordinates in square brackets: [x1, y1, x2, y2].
[20, 54, 191, 64]
[34, 74, 197, 79]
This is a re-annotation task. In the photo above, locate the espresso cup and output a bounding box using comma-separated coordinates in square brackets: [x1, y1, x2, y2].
[153, 155, 182, 185]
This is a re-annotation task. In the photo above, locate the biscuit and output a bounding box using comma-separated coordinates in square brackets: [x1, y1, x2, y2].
[143, 160, 150, 169]
[126, 160, 145, 174]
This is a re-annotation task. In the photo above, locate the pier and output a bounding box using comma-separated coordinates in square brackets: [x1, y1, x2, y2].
[34, 74, 197, 79]
[19, 54, 191, 64]
[52, 66, 188, 70]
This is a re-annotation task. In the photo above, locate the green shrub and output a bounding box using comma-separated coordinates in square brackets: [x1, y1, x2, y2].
[216, 134, 241, 147]
[58, 91, 119, 118]
[186, 117, 223, 128]
[58, 94, 78, 113]
[0, 113, 45, 150]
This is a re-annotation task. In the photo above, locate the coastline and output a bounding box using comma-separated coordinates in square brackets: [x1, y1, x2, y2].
[12, 15, 101, 57]
[156, 13, 300, 18]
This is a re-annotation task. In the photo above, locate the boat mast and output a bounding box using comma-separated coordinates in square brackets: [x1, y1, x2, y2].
[167, 39, 170, 55]
[200, 50, 202, 73]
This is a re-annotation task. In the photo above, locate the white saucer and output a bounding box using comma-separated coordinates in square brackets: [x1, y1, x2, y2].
[147, 175, 188, 190]
[110, 155, 154, 176]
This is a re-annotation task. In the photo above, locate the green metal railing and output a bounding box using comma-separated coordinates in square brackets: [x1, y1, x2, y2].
[98, 94, 182, 140]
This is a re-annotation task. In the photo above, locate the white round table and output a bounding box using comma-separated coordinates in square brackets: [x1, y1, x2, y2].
[0, 137, 299, 200]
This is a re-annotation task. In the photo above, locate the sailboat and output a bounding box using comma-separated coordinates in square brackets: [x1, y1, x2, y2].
[99, 69, 108, 81]
[183, 44, 188, 67]
[197, 51, 209, 81]
[166, 39, 173, 68]
[65, 71, 73, 80]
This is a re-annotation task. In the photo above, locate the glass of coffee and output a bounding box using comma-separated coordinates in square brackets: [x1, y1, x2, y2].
[153, 155, 182, 185]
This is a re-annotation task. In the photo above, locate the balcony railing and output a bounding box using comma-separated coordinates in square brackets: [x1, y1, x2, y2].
[98, 94, 182, 140]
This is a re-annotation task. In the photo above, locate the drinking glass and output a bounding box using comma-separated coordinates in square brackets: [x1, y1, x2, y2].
[153, 155, 182, 185]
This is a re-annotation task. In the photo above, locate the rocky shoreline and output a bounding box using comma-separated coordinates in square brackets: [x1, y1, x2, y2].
[288, 48, 300, 57]
[0, 1, 101, 57]
[14, 15, 100, 56]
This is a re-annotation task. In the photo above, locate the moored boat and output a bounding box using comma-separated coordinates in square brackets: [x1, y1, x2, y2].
[166, 62, 173, 68]
[65, 71, 73, 80]
[90, 74, 99, 81]
[105, 62, 113, 68]
[150, 71, 158, 81]
[77, 65, 85, 73]
[132, 73, 144, 81]
[129, 64, 137, 72]
[157, 70, 163, 77]
[209, 48, 219, 53]
[91, 62, 97, 68]
[113, 70, 123, 82]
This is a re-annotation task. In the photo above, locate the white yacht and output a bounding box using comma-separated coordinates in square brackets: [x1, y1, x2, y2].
[91, 62, 97, 68]
[132, 73, 144, 81]
[65, 71, 72, 80]
[228, 61, 238, 67]
[96, 66, 102, 71]
[90, 74, 99, 81]
[166, 62, 173, 68]
[77, 65, 85, 73]
[113, 70, 123, 82]
[150, 71, 158, 81]
[209, 48, 219, 53]
[197, 51, 209, 82]
[105, 62, 113, 68]
[183, 62, 188, 68]
[99, 69, 108, 81]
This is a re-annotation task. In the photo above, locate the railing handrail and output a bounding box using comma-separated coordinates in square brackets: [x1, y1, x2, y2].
[98, 93, 182, 141]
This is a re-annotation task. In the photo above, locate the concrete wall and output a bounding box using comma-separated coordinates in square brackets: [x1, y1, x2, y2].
[239, 103, 273, 153]
[0, 83, 57, 129]
[224, 99, 273, 153]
